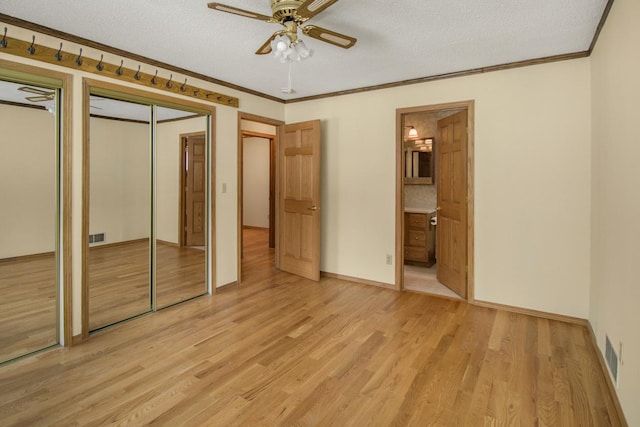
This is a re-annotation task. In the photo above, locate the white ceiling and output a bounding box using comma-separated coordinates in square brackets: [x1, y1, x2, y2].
[0, 0, 609, 101]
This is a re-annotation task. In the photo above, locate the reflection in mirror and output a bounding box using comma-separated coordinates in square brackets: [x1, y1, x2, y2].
[404, 138, 434, 185]
[0, 79, 58, 362]
[156, 107, 207, 308]
[88, 96, 151, 330]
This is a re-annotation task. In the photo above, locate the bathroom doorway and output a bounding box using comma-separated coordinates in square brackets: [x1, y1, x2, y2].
[396, 101, 475, 300]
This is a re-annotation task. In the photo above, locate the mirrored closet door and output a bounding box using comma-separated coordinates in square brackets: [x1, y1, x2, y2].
[88, 97, 152, 330]
[0, 78, 60, 363]
[85, 87, 212, 333]
[155, 107, 207, 308]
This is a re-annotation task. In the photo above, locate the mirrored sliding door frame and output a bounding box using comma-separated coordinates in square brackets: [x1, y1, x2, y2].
[81, 78, 216, 339]
[0, 59, 73, 354]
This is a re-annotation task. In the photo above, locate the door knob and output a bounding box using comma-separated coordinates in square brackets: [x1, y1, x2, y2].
[436, 206, 442, 211]
[307, 205, 318, 211]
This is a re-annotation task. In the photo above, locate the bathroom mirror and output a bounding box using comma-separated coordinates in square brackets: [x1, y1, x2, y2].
[404, 138, 434, 185]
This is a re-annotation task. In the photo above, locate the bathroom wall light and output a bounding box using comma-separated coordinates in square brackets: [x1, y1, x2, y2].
[404, 125, 418, 139]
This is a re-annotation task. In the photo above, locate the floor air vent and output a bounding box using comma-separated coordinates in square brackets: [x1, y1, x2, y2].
[89, 233, 105, 244]
[605, 335, 618, 385]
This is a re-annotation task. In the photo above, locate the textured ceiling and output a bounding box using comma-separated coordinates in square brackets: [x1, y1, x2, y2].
[0, 0, 608, 101]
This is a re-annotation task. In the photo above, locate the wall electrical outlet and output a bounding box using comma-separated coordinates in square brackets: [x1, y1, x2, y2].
[386, 254, 393, 265]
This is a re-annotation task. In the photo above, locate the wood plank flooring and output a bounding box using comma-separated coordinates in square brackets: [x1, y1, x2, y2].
[0, 229, 624, 425]
[89, 240, 206, 330]
[0, 254, 57, 364]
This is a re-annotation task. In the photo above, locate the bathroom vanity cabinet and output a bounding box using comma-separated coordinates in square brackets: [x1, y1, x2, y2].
[404, 211, 436, 267]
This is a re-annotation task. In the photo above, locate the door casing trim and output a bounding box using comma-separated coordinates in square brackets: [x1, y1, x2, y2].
[395, 100, 475, 301]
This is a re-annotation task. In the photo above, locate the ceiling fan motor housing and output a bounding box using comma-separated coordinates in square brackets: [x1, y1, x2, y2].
[271, 0, 304, 21]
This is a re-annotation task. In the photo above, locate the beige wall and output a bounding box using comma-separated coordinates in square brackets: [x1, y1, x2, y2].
[89, 117, 149, 245]
[0, 104, 56, 258]
[285, 58, 592, 319]
[243, 137, 270, 228]
[590, 0, 640, 424]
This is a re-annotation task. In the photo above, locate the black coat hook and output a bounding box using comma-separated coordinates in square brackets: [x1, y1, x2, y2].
[54, 43, 63, 61]
[151, 70, 158, 85]
[27, 35, 36, 55]
[0, 27, 7, 48]
[180, 78, 187, 92]
[134, 65, 141, 80]
[75, 48, 83, 66]
[166, 74, 173, 89]
[96, 54, 104, 71]
[115, 60, 124, 76]
[193, 89, 200, 96]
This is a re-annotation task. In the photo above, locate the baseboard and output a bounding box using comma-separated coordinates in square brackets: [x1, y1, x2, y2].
[472, 299, 588, 325]
[586, 322, 629, 426]
[321, 272, 395, 290]
[216, 281, 238, 291]
[156, 239, 179, 247]
[0, 251, 55, 264]
[89, 238, 148, 250]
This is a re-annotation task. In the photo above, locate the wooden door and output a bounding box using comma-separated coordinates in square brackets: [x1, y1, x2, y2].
[436, 111, 468, 298]
[278, 120, 321, 281]
[185, 135, 206, 246]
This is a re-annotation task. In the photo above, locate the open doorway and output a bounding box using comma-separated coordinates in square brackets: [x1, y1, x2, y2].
[396, 101, 475, 301]
[237, 113, 284, 285]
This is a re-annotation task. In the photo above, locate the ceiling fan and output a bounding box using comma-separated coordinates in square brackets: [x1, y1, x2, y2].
[18, 86, 55, 102]
[207, 0, 357, 55]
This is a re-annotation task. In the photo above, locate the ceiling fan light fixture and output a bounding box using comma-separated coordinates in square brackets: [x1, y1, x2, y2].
[293, 39, 313, 60]
[271, 34, 313, 62]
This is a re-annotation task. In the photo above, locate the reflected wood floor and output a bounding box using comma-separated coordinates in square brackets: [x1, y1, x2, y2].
[89, 240, 206, 330]
[0, 229, 624, 425]
[0, 254, 57, 364]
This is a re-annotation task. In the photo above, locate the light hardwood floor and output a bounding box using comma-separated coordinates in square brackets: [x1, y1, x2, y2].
[0, 254, 57, 364]
[89, 240, 206, 330]
[0, 228, 624, 425]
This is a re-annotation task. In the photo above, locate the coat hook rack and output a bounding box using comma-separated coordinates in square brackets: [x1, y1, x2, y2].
[0, 34, 240, 107]
[0, 27, 7, 48]
[115, 60, 124, 76]
[54, 43, 63, 61]
[27, 35, 36, 55]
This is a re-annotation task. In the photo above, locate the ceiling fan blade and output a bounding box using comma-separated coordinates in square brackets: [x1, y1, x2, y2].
[255, 31, 285, 55]
[295, 0, 340, 20]
[26, 95, 52, 102]
[18, 86, 52, 95]
[302, 25, 356, 49]
[207, 3, 274, 22]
